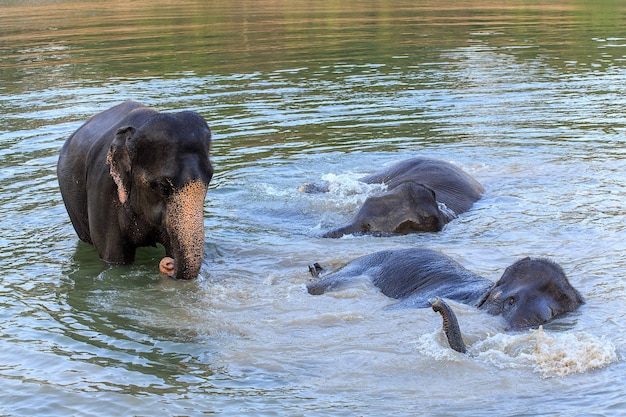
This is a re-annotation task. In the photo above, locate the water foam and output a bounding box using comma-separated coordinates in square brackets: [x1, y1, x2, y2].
[418, 326, 618, 378]
[321, 173, 387, 198]
[527, 327, 618, 378]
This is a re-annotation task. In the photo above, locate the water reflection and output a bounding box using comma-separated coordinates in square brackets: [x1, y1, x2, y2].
[3, 0, 626, 89]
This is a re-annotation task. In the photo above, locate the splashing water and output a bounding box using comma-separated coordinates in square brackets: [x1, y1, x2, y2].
[417, 326, 618, 378]
[528, 327, 618, 378]
[322, 172, 387, 197]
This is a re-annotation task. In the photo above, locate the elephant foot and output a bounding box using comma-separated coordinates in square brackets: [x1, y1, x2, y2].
[159, 257, 175, 277]
[429, 297, 467, 354]
[308, 262, 324, 278]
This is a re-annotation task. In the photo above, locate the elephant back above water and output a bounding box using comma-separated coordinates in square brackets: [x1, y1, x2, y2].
[359, 157, 483, 216]
[302, 157, 484, 238]
[57, 100, 214, 280]
[307, 248, 584, 330]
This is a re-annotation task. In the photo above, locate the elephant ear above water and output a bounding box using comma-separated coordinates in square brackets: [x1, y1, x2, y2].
[106, 126, 136, 204]
[321, 182, 445, 238]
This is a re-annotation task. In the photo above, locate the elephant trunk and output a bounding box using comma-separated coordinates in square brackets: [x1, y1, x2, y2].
[321, 223, 359, 238]
[430, 297, 467, 354]
[164, 181, 208, 280]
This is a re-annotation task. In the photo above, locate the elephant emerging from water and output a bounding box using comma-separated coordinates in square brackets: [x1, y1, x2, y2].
[300, 158, 484, 238]
[57, 101, 214, 280]
[307, 248, 584, 350]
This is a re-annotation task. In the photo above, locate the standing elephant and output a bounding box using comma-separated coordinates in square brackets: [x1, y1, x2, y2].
[300, 158, 484, 238]
[57, 100, 213, 280]
[307, 248, 584, 331]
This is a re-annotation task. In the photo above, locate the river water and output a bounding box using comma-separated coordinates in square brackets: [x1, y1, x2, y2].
[1, 1, 625, 415]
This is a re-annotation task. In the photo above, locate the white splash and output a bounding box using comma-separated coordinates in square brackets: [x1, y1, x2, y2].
[527, 327, 618, 378]
[413, 329, 468, 362]
[257, 182, 293, 197]
[321, 173, 387, 197]
[416, 326, 618, 378]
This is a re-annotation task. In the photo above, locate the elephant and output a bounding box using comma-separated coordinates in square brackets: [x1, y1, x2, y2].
[300, 158, 484, 238]
[307, 248, 585, 335]
[57, 100, 213, 280]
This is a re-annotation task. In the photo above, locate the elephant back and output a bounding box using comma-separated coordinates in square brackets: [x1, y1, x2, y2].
[369, 248, 490, 306]
[360, 158, 483, 216]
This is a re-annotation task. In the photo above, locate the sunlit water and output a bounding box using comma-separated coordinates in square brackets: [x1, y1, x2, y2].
[1, 1, 625, 415]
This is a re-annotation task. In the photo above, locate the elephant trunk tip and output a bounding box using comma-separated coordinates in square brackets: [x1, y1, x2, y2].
[159, 256, 202, 280]
[163, 180, 208, 280]
[159, 257, 176, 277]
[430, 297, 467, 354]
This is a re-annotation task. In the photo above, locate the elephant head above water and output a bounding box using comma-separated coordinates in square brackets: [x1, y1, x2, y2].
[475, 257, 585, 330]
[57, 100, 213, 280]
[429, 256, 587, 353]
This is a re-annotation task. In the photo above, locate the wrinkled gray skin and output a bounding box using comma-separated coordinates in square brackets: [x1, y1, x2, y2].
[301, 158, 484, 238]
[430, 297, 467, 353]
[307, 248, 584, 330]
[57, 101, 213, 280]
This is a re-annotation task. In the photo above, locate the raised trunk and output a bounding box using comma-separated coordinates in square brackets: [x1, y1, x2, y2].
[164, 181, 208, 280]
[430, 297, 467, 353]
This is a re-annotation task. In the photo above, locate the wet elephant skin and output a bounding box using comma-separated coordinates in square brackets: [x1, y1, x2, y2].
[304, 158, 484, 238]
[307, 248, 584, 330]
[57, 100, 213, 280]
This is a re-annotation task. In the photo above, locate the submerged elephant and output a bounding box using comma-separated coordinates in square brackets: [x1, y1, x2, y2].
[300, 158, 484, 238]
[307, 248, 584, 337]
[57, 100, 213, 280]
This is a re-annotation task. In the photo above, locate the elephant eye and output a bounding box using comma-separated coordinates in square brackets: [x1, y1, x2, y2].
[151, 179, 173, 197]
[507, 296, 516, 306]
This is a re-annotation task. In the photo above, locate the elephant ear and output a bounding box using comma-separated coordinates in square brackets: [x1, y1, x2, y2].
[106, 126, 135, 204]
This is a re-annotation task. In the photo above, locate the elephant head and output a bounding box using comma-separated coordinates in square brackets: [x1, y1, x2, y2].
[477, 258, 584, 329]
[106, 111, 213, 280]
[322, 182, 446, 238]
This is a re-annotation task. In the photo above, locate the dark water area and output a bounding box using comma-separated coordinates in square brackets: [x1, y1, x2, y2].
[1, 1, 625, 415]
